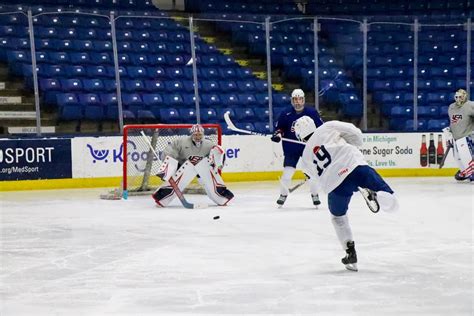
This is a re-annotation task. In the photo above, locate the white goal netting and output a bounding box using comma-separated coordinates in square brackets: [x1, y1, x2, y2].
[101, 123, 222, 200]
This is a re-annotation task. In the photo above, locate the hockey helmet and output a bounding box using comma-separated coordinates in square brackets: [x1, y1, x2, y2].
[190, 124, 204, 144]
[291, 89, 305, 112]
[294, 116, 316, 142]
[454, 89, 467, 106]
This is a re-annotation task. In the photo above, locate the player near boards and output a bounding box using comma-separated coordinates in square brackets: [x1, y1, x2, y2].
[152, 124, 234, 207]
[442, 89, 474, 182]
[294, 116, 399, 271]
[271, 89, 324, 207]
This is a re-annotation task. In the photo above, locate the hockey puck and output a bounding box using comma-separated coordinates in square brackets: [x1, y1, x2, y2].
[213, 216, 220, 220]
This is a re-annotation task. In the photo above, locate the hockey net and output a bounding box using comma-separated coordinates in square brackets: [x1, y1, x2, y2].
[101, 123, 222, 200]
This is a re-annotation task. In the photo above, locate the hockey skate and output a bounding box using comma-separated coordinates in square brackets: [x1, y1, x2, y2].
[358, 188, 380, 213]
[276, 194, 287, 206]
[454, 170, 469, 181]
[342, 241, 358, 271]
[311, 194, 321, 206]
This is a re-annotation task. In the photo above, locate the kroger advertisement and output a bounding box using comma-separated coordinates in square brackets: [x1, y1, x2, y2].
[0, 138, 72, 181]
[68, 132, 457, 181]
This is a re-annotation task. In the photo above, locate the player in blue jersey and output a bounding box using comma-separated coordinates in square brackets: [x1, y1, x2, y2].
[271, 89, 324, 206]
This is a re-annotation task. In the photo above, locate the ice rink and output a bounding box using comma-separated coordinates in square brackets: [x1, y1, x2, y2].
[1, 177, 473, 315]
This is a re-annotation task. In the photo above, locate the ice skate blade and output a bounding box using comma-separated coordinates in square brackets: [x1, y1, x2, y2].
[345, 263, 358, 271]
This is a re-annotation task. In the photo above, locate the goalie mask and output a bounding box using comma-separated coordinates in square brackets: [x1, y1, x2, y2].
[190, 124, 205, 146]
[294, 115, 316, 142]
[291, 89, 305, 112]
[454, 89, 467, 106]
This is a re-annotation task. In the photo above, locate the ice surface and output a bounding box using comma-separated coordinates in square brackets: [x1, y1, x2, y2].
[0, 177, 472, 315]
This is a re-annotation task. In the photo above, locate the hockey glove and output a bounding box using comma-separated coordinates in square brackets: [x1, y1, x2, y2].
[271, 131, 282, 143]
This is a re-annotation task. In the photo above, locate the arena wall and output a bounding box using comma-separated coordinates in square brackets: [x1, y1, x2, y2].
[0, 133, 457, 191]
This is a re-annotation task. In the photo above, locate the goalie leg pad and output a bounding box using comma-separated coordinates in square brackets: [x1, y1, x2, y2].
[454, 137, 474, 178]
[152, 161, 197, 207]
[209, 145, 225, 171]
[195, 158, 234, 206]
[156, 156, 179, 181]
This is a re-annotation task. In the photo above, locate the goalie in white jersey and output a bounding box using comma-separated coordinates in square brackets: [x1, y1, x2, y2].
[294, 116, 399, 271]
[152, 124, 234, 207]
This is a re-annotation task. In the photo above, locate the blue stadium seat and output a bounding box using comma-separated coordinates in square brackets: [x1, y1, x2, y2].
[178, 108, 197, 123]
[165, 80, 185, 92]
[60, 79, 83, 91]
[123, 80, 145, 92]
[182, 80, 198, 93]
[234, 108, 255, 122]
[201, 93, 221, 107]
[144, 80, 165, 92]
[200, 108, 217, 123]
[339, 93, 363, 117]
[254, 122, 272, 134]
[127, 66, 148, 79]
[390, 106, 413, 117]
[255, 94, 269, 107]
[201, 80, 220, 92]
[273, 93, 291, 106]
[142, 94, 163, 107]
[219, 80, 238, 93]
[81, 94, 104, 120]
[159, 108, 180, 123]
[254, 107, 270, 121]
[82, 79, 105, 92]
[66, 65, 87, 77]
[39, 78, 61, 92]
[427, 119, 449, 131]
[220, 93, 240, 107]
[162, 93, 185, 107]
[122, 93, 143, 107]
[182, 93, 198, 107]
[239, 94, 257, 106]
[57, 93, 82, 120]
[235, 122, 256, 132]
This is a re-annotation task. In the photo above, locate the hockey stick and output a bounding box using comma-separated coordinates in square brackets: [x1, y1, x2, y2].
[224, 111, 305, 145]
[140, 131, 208, 209]
[438, 142, 452, 169]
[289, 179, 307, 193]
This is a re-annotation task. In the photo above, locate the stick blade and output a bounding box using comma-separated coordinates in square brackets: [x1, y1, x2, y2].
[192, 202, 208, 209]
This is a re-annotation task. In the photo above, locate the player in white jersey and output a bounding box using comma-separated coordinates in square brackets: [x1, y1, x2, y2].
[294, 116, 399, 271]
[152, 124, 234, 207]
[442, 89, 474, 182]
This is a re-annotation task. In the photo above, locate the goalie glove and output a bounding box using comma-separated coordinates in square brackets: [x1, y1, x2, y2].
[271, 130, 282, 143]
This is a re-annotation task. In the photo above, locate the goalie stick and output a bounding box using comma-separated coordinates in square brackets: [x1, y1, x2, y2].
[438, 142, 452, 169]
[140, 131, 208, 209]
[224, 111, 305, 145]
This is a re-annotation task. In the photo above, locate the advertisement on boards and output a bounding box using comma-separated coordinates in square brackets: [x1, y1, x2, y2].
[72, 136, 123, 178]
[360, 133, 456, 169]
[0, 139, 72, 181]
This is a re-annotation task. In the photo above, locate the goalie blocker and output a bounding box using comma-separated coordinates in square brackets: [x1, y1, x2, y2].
[153, 148, 234, 207]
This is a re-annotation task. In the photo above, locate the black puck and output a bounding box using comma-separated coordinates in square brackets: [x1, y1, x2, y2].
[213, 216, 220, 220]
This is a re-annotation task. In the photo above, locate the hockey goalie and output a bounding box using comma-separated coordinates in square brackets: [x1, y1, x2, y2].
[152, 124, 234, 207]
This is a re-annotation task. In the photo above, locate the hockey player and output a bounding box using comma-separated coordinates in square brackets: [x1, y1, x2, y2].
[152, 124, 234, 207]
[442, 89, 474, 182]
[294, 116, 399, 271]
[271, 89, 324, 207]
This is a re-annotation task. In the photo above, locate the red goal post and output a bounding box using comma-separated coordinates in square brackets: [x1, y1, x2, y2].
[121, 123, 222, 199]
